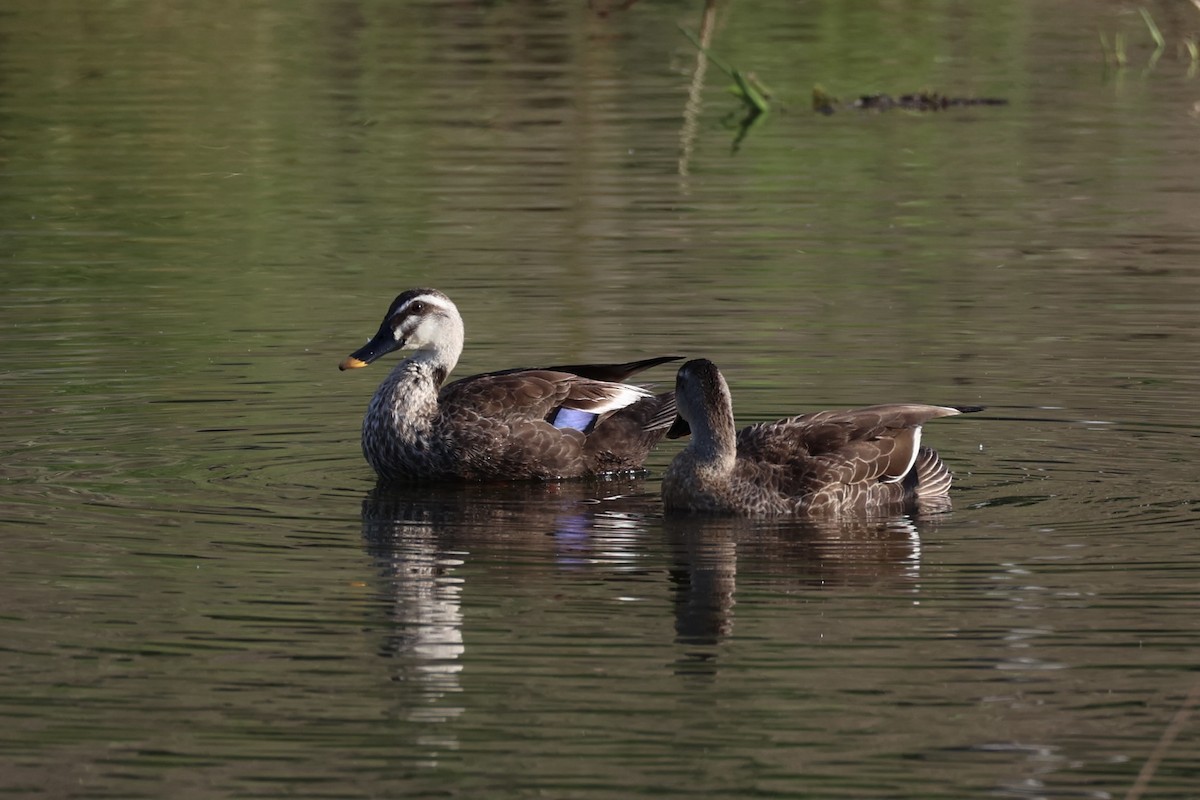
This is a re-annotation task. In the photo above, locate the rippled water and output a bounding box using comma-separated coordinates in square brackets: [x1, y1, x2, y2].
[3, 0, 1199, 797]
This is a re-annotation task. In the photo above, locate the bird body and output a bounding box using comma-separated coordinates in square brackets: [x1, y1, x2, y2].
[662, 359, 977, 515]
[340, 289, 679, 482]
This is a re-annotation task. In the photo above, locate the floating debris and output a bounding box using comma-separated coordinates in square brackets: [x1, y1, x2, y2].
[813, 87, 1008, 115]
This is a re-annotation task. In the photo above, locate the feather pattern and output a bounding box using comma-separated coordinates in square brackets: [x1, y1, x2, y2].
[661, 359, 979, 516]
[340, 289, 680, 481]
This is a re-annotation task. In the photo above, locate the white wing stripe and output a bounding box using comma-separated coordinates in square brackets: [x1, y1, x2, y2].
[563, 383, 650, 415]
[882, 425, 922, 483]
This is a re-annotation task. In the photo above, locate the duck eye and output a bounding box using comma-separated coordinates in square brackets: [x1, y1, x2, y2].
[409, 301, 425, 314]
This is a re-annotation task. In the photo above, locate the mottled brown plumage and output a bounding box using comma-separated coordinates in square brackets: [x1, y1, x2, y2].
[662, 359, 978, 516]
[339, 289, 680, 482]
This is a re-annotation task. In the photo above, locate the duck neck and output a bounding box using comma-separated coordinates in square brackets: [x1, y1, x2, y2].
[359, 357, 435, 479]
[688, 411, 737, 474]
[377, 317, 463, 414]
[416, 315, 464, 378]
[366, 346, 455, 442]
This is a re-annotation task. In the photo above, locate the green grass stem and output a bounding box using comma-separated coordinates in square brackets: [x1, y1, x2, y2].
[678, 25, 770, 114]
[1138, 7, 1166, 51]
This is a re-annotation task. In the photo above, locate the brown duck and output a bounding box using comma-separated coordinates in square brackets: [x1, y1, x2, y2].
[662, 359, 980, 515]
[339, 288, 680, 482]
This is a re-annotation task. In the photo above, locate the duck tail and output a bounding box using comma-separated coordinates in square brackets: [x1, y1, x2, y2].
[584, 391, 678, 473]
[640, 391, 678, 433]
[544, 356, 683, 383]
[912, 446, 953, 499]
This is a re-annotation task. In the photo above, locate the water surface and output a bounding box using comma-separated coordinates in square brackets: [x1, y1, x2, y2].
[2, 1, 1199, 797]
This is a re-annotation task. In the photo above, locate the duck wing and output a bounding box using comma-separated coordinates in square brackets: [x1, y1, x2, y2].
[737, 404, 965, 492]
[475, 356, 681, 384]
[440, 370, 651, 425]
[582, 389, 678, 473]
[538, 355, 683, 383]
[442, 356, 681, 433]
[434, 370, 659, 479]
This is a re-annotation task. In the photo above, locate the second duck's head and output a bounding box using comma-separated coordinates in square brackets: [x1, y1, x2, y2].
[667, 358, 733, 439]
[339, 288, 465, 371]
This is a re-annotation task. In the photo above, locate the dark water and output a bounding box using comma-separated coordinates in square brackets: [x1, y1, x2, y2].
[3, 1, 1199, 797]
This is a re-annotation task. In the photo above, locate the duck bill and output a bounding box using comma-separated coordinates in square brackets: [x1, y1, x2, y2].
[666, 415, 692, 439]
[339, 324, 402, 371]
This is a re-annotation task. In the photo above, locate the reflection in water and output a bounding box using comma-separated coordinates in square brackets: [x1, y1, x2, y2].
[358, 479, 654, 737]
[364, 506, 466, 729]
[664, 513, 935, 675]
[667, 519, 736, 652]
[361, 486, 472, 744]
[678, 0, 720, 180]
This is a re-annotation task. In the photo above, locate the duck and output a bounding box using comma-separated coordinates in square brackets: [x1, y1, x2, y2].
[339, 288, 682, 482]
[661, 359, 981, 515]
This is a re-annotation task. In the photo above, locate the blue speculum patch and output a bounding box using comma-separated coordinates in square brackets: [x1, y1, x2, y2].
[551, 407, 598, 433]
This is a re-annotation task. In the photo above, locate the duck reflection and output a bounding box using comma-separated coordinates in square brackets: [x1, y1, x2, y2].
[665, 512, 939, 675]
[359, 478, 948, 697]
[360, 488, 467, 727]
[358, 478, 654, 723]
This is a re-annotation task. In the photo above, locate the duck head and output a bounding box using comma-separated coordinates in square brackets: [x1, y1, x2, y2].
[666, 358, 733, 440]
[339, 289, 465, 371]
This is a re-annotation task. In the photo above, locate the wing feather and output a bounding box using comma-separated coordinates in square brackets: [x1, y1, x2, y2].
[441, 370, 649, 420]
[735, 404, 957, 496]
